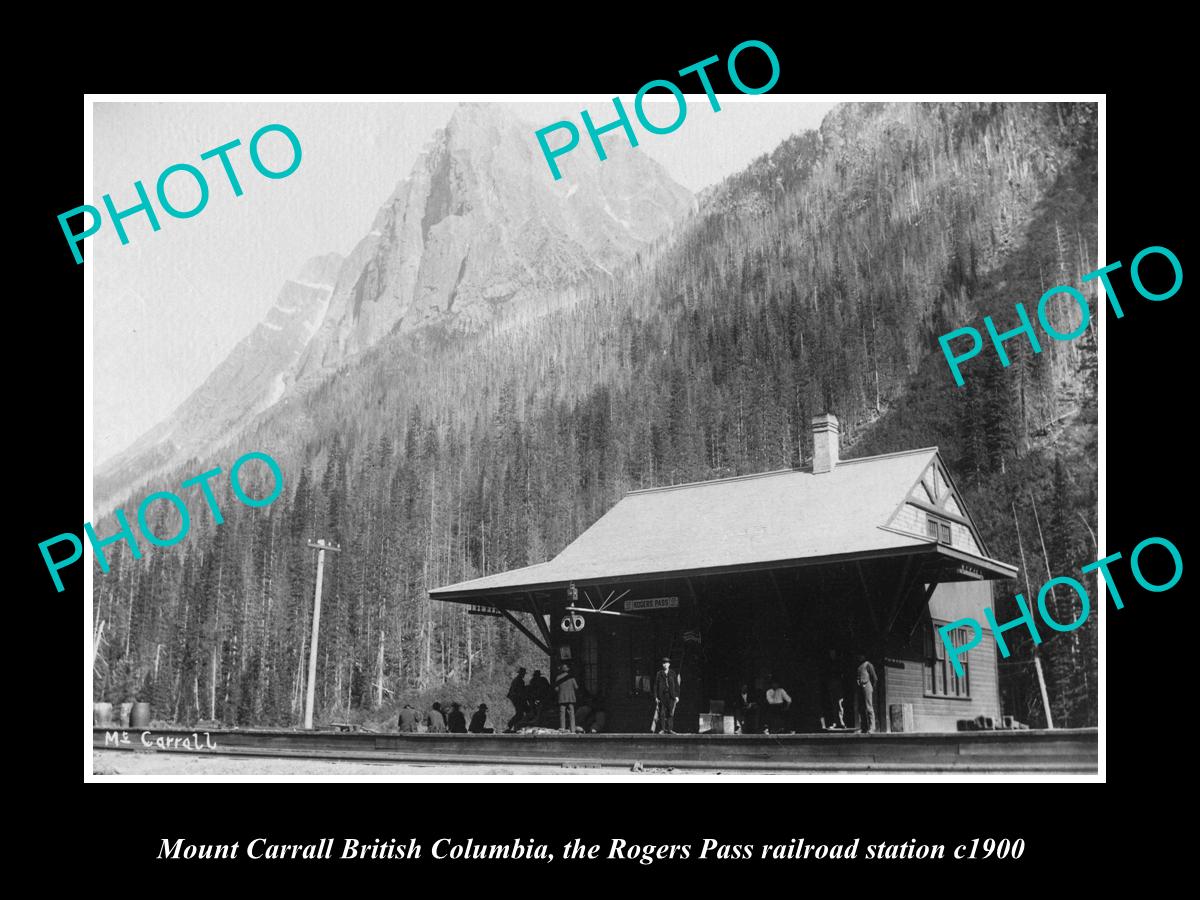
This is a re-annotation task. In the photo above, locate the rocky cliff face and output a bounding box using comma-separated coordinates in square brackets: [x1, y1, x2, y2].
[96, 104, 693, 507]
[297, 103, 693, 377]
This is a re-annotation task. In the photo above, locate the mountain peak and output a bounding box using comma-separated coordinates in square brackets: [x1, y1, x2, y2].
[442, 103, 529, 156]
[98, 104, 694, 506]
[298, 102, 693, 370]
[446, 101, 512, 127]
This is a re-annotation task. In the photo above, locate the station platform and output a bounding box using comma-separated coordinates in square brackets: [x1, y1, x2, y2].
[94, 726, 1097, 772]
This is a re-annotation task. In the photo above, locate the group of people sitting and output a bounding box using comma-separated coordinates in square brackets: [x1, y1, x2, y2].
[390, 663, 609, 736]
[395, 701, 494, 734]
[731, 678, 796, 734]
[730, 654, 879, 734]
[505, 666, 606, 733]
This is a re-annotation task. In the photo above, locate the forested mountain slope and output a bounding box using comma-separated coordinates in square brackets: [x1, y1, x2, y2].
[92, 102, 1097, 729]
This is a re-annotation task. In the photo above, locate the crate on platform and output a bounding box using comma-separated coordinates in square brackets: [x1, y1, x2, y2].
[888, 703, 914, 733]
[698, 713, 736, 734]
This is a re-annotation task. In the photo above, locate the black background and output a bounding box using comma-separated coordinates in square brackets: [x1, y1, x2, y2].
[24, 22, 1185, 885]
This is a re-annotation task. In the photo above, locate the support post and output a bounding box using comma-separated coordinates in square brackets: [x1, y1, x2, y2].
[498, 606, 551, 655]
[882, 556, 917, 634]
[854, 562, 882, 634]
[905, 582, 939, 637]
[526, 592, 553, 645]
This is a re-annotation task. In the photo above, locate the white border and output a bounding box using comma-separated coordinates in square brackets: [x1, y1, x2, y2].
[84, 92, 1105, 785]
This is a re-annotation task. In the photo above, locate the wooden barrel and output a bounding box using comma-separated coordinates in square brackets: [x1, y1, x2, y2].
[93, 702, 113, 727]
[130, 702, 151, 728]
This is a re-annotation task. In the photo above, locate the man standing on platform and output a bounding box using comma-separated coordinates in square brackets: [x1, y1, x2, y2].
[855, 653, 878, 733]
[653, 657, 681, 734]
[505, 667, 527, 732]
[554, 663, 579, 733]
[528, 669, 551, 724]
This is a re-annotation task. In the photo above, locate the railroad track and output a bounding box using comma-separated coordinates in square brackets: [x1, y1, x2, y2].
[93, 726, 1098, 772]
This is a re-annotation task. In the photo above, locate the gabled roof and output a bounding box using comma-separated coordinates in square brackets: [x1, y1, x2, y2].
[431, 447, 1016, 600]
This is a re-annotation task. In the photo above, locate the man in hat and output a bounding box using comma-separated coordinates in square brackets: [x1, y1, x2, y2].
[528, 669, 551, 723]
[505, 667, 527, 732]
[732, 682, 760, 734]
[468, 703, 493, 733]
[554, 663, 579, 733]
[652, 657, 681, 734]
[447, 702, 468, 733]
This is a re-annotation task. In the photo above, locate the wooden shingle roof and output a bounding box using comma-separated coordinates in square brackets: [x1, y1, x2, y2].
[431, 447, 1015, 600]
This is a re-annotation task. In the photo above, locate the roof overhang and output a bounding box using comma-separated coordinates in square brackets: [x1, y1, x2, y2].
[924, 542, 1017, 580]
[430, 541, 1017, 606]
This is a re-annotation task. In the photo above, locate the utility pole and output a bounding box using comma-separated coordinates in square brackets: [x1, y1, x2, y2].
[305, 538, 342, 730]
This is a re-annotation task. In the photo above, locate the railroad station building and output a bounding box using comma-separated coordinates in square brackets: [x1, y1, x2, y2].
[430, 415, 1017, 733]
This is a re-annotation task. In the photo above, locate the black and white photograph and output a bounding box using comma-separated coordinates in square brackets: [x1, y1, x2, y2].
[82, 95, 1103, 783]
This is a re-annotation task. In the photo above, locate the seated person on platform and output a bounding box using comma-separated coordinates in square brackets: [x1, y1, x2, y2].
[574, 689, 608, 733]
[764, 679, 793, 733]
[468, 703, 494, 734]
[573, 685, 595, 733]
[447, 702, 468, 733]
[397, 703, 418, 733]
[589, 695, 607, 733]
[574, 703, 592, 733]
[427, 702, 447, 733]
[732, 683, 761, 734]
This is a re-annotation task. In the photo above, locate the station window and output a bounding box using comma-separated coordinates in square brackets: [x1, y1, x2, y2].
[924, 621, 971, 699]
[580, 632, 600, 697]
[926, 515, 952, 544]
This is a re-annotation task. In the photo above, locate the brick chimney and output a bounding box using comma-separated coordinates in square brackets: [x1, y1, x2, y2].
[812, 413, 840, 474]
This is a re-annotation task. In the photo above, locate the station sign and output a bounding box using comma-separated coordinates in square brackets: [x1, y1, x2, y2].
[624, 596, 679, 612]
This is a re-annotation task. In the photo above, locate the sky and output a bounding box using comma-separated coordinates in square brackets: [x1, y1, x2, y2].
[92, 99, 836, 465]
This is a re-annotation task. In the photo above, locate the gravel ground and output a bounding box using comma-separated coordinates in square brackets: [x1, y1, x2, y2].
[92, 750, 784, 779]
